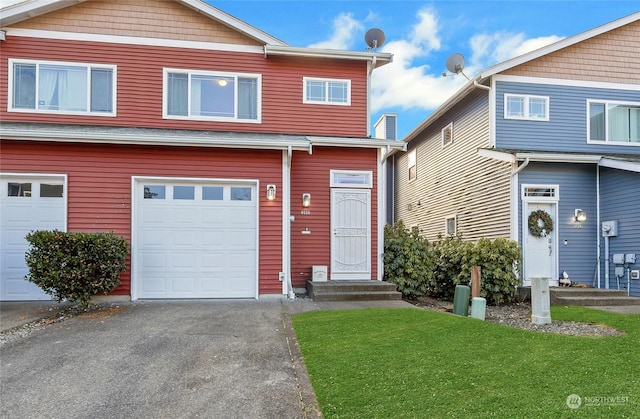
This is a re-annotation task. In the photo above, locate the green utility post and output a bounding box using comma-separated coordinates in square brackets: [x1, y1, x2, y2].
[453, 285, 470, 316]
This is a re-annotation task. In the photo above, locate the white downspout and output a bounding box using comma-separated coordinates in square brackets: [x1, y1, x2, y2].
[596, 165, 601, 289]
[284, 146, 295, 299]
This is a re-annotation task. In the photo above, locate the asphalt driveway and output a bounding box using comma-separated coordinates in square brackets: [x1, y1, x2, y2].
[1, 299, 319, 419]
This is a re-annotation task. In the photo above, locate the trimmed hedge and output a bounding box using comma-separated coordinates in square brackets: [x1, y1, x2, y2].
[383, 222, 522, 305]
[25, 230, 129, 307]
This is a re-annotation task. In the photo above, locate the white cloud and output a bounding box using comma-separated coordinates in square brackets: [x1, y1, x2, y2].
[307, 13, 363, 50]
[308, 7, 564, 114]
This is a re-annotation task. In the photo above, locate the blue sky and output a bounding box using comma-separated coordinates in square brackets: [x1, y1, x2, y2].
[213, 1, 639, 139]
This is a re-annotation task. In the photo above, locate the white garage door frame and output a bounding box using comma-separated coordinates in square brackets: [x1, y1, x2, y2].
[131, 176, 260, 300]
[1, 172, 68, 301]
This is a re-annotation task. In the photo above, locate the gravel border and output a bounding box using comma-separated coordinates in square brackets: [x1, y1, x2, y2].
[414, 297, 624, 337]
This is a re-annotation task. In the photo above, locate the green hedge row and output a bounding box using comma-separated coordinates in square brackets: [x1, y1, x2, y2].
[383, 221, 522, 305]
[25, 230, 129, 307]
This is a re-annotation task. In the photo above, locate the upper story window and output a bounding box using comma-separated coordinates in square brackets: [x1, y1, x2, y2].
[408, 149, 417, 182]
[588, 100, 640, 144]
[442, 123, 453, 147]
[303, 77, 350, 105]
[8, 59, 115, 116]
[504, 94, 549, 121]
[164, 69, 261, 122]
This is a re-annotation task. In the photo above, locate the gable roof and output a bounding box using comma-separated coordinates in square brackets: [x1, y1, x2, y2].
[0, 0, 287, 46]
[403, 10, 640, 143]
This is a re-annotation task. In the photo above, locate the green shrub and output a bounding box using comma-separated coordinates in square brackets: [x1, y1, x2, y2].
[428, 235, 473, 301]
[383, 222, 522, 305]
[383, 221, 433, 300]
[25, 230, 129, 307]
[462, 237, 522, 305]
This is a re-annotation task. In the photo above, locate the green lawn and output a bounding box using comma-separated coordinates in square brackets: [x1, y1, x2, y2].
[292, 306, 639, 418]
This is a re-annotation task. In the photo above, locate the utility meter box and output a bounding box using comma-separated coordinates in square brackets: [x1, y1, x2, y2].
[613, 254, 625, 265]
[602, 220, 618, 237]
[312, 265, 328, 282]
[626, 254, 637, 264]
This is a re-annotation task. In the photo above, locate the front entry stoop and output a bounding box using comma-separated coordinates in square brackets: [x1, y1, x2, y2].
[306, 280, 402, 302]
[521, 287, 640, 307]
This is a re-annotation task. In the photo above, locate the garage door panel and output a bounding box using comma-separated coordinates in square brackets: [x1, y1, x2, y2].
[1, 177, 65, 301]
[136, 180, 257, 299]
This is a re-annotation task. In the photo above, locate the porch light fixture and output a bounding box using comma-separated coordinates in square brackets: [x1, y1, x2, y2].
[302, 193, 311, 207]
[574, 209, 587, 222]
[266, 184, 277, 201]
[217, 78, 228, 87]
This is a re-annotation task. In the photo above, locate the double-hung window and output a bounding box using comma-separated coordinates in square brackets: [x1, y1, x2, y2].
[164, 69, 261, 122]
[588, 100, 640, 144]
[9, 59, 116, 115]
[504, 94, 549, 121]
[303, 77, 350, 105]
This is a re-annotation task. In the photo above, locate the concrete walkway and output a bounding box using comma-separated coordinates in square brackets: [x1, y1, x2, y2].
[0, 298, 412, 419]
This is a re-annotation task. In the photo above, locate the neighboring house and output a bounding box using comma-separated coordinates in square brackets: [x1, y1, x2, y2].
[390, 12, 640, 295]
[0, 0, 403, 301]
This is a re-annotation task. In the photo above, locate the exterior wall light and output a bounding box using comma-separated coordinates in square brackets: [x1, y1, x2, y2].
[574, 209, 586, 222]
[266, 184, 276, 201]
[302, 193, 311, 207]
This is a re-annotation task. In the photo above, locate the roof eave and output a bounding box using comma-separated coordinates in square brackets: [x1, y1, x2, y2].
[264, 45, 393, 67]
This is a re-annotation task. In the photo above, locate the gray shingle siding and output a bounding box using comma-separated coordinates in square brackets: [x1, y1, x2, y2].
[518, 162, 598, 284]
[496, 81, 640, 155]
[394, 91, 511, 241]
[600, 167, 640, 296]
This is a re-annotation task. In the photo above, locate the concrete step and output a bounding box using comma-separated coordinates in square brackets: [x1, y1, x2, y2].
[550, 288, 628, 298]
[306, 280, 402, 302]
[554, 296, 640, 307]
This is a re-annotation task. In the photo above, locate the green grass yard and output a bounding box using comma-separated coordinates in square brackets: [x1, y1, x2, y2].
[292, 306, 639, 418]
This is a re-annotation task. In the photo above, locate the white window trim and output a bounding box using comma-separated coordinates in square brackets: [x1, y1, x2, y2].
[445, 215, 457, 236]
[504, 94, 549, 121]
[586, 99, 640, 146]
[7, 58, 117, 116]
[329, 170, 372, 188]
[162, 68, 262, 123]
[408, 149, 417, 182]
[442, 123, 453, 148]
[303, 77, 351, 106]
[521, 184, 560, 202]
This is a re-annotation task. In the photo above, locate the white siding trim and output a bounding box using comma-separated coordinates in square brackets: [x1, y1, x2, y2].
[5, 28, 266, 54]
[494, 74, 640, 91]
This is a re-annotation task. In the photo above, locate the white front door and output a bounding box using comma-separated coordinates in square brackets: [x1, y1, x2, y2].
[330, 188, 371, 280]
[523, 202, 558, 287]
[1, 175, 66, 301]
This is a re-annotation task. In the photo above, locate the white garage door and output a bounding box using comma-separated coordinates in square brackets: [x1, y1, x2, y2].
[1, 175, 66, 301]
[135, 179, 258, 299]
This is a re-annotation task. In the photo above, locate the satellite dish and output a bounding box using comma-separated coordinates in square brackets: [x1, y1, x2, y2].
[445, 53, 466, 74]
[365, 28, 385, 49]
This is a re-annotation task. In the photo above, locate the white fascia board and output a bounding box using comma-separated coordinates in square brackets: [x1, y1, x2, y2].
[5, 28, 266, 54]
[307, 136, 405, 150]
[264, 45, 393, 66]
[480, 11, 640, 78]
[1, 129, 311, 151]
[477, 148, 516, 163]
[0, 0, 78, 26]
[599, 158, 640, 173]
[514, 152, 602, 163]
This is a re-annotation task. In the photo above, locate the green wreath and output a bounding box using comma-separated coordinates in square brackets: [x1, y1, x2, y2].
[528, 209, 553, 238]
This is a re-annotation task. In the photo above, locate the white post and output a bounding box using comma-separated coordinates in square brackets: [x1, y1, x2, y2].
[531, 276, 551, 325]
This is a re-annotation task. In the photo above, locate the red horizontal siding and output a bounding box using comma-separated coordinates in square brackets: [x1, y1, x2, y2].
[1, 140, 283, 296]
[0, 36, 369, 137]
[290, 147, 378, 286]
